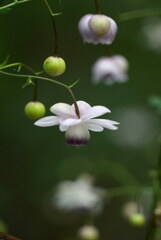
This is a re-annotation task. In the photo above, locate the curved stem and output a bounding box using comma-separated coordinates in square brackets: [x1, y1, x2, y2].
[0, 62, 36, 74]
[0, 0, 31, 10]
[44, 0, 58, 55]
[94, 0, 100, 14]
[0, 62, 39, 102]
[0, 65, 80, 118]
[119, 8, 161, 21]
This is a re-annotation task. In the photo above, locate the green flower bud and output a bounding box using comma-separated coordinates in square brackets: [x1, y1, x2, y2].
[78, 225, 99, 240]
[43, 56, 66, 77]
[129, 213, 146, 227]
[89, 15, 111, 36]
[24, 101, 46, 120]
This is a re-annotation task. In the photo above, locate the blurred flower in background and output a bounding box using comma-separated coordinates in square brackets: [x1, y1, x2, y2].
[108, 106, 160, 149]
[92, 55, 129, 85]
[52, 174, 106, 214]
[140, 17, 161, 53]
[78, 225, 100, 240]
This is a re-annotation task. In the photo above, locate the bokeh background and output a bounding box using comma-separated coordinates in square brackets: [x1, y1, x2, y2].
[0, 0, 161, 239]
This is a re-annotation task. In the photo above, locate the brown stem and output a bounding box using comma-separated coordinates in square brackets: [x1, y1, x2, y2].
[94, 0, 100, 14]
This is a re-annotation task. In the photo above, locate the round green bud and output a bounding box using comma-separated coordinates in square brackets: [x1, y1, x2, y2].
[43, 56, 66, 77]
[78, 226, 99, 240]
[24, 101, 46, 120]
[129, 213, 146, 227]
[89, 15, 111, 36]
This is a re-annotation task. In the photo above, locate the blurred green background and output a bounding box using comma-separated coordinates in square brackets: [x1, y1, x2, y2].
[0, 0, 161, 239]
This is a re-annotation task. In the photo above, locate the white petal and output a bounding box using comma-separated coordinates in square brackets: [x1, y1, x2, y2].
[60, 118, 82, 127]
[59, 125, 68, 132]
[82, 106, 111, 120]
[50, 103, 76, 118]
[34, 116, 59, 127]
[86, 124, 104, 132]
[85, 119, 119, 130]
[72, 101, 91, 117]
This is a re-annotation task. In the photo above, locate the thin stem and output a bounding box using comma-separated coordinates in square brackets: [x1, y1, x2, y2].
[44, 0, 58, 55]
[0, 62, 39, 101]
[119, 8, 161, 21]
[0, 0, 31, 10]
[145, 143, 161, 240]
[94, 0, 100, 14]
[0, 65, 80, 118]
[33, 79, 38, 101]
[0, 62, 35, 74]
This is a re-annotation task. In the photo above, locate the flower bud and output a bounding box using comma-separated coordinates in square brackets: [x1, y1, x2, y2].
[129, 213, 146, 227]
[89, 15, 111, 36]
[24, 101, 46, 120]
[78, 225, 99, 240]
[65, 123, 90, 146]
[43, 56, 66, 77]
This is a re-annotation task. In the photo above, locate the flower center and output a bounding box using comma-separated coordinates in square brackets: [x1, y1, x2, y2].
[65, 123, 90, 146]
[89, 15, 111, 36]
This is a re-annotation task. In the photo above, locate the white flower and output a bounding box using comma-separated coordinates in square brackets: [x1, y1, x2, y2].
[78, 225, 99, 240]
[78, 14, 117, 45]
[141, 17, 161, 53]
[53, 175, 105, 213]
[92, 55, 129, 85]
[34, 100, 119, 146]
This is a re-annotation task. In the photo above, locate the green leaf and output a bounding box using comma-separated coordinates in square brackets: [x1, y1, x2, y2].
[0, 55, 9, 67]
[21, 77, 35, 89]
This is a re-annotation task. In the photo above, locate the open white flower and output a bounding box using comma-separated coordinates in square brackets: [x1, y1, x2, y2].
[92, 55, 129, 85]
[34, 100, 119, 146]
[53, 175, 105, 213]
[78, 14, 117, 45]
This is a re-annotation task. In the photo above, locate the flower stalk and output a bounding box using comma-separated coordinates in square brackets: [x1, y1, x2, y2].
[0, 0, 31, 11]
[44, 0, 59, 55]
[0, 63, 80, 118]
[93, 0, 100, 14]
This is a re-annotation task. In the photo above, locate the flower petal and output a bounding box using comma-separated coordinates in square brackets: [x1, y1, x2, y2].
[50, 103, 76, 118]
[86, 124, 104, 132]
[60, 118, 82, 127]
[85, 119, 119, 130]
[34, 116, 59, 127]
[82, 106, 111, 120]
[59, 125, 68, 132]
[72, 101, 91, 117]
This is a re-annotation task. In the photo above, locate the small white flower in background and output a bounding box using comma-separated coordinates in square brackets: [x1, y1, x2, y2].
[141, 17, 161, 53]
[78, 14, 117, 45]
[78, 225, 100, 240]
[122, 201, 143, 219]
[52, 175, 105, 213]
[34, 100, 119, 146]
[92, 55, 129, 85]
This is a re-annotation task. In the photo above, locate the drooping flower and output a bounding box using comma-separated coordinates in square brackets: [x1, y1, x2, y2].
[92, 55, 129, 85]
[78, 14, 117, 45]
[52, 175, 105, 213]
[34, 100, 119, 146]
